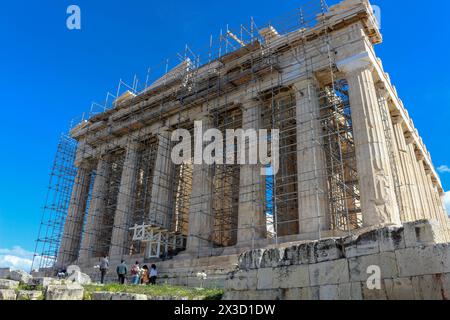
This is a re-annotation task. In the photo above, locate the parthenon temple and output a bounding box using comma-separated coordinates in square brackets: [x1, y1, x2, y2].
[34, 0, 449, 283]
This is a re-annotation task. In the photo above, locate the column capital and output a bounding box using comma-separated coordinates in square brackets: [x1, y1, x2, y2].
[336, 51, 376, 75]
[376, 86, 390, 100]
[415, 148, 425, 161]
[390, 110, 403, 125]
[404, 130, 415, 145]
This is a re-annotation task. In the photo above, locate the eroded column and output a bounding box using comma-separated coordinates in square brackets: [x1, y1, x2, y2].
[237, 98, 266, 244]
[294, 79, 329, 238]
[340, 59, 400, 227]
[79, 154, 110, 262]
[109, 141, 139, 259]
[57, 163, 92, 267]
[148, 130, 174, 229]
[186, 116, 214, 255]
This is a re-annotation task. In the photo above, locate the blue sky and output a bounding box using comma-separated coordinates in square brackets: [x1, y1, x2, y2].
[0, 0, 449, 270]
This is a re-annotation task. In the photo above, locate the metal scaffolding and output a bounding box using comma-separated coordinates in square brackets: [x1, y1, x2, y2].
[32, 0, 386, 272]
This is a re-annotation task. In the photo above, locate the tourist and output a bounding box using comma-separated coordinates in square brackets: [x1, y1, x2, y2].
[149, 264, 157, 285]
[116, 260, 128, 284]
[130, 261, 141, 285]
[99, 255, 109, 284]
[141, 265, 149, 285]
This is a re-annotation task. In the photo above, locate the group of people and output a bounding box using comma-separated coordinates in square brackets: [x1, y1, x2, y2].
[99, 256, 158, 285]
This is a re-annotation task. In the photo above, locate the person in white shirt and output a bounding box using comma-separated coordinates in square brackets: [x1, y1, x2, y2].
[149, 264, 158, 285]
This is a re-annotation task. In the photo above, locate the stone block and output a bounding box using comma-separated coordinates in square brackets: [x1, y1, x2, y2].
[395, 244, 450, 277]
[225, 270, 257, 291]
[309, 259, 349, 286]
[0, 268, 11, 279]
[283, 242, 316, 265]
[238, 249, 264, 270]
[283, 286, 319, 300]
[343, 230, 380, 258]
[361, 280, 387, 300]
[0, 289, 17, 300]
[260, 247, 286, 268]
[411, 275, 444, 300]
[313, 239, 344, 263]
[384, 278, 415, 300]
[350, 282, 363, 300]
[31, 277, 62, 288]
[441, 273, 450, 300]
[348, 252, 398, 282]
[67, 270, 92, 285]
[45, 283, 84, 300]
[243, 289, 282, 300]
[404, 220, 444, 248]
[275, 265, 310, 289]
[17, 290, 44, 300]
[92, 292, 113, 300]
[256, 268, 275, 290]
[222, 291, 242, 300]
[10, 269, 32, 284]
[283, 287, 314, 300]
[319, 283, 352, 300]
[0, 279, 19, 290]
[111, 293, 147, 300]
[379, 225, 405, 252]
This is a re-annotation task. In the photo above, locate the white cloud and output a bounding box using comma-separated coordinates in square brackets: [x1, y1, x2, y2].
[444, 191, 450, 216]
[0, 246, 35, 272]
[438, 165, 450, 173]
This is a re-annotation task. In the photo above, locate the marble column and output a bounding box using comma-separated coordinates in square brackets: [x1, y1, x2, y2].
[56, 163, 92, 267]
[294, 79, 329, 238]
[109, 141, 139, 259]
[391, 117, 422, 221]
[186, 116, 214, 255]
[376, 92, 412, 222]
[339, 57, 400, 227]
[405, 140, 428, 218]
[79, 154, 110, 262]
[237, 98, 266, 244]
[426, 170, 445, 227]
[148, 129, 174, 229]
[416, 153, 438, 222]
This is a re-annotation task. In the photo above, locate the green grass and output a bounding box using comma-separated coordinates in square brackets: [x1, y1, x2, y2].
[83, 284, 223, 300]
[17, 283, 44, 292]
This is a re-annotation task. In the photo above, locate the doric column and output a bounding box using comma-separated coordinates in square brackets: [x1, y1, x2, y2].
[376, 91, 412, 222]
[109, 141, 139, 259]
[338, 56, 400, 227]
[56, 163, 92, 268]
[405, 140, 428, 217]
[79, 154, 110, 262]
[416, 152, 438, 221]
[294, 79, 329, 238]
[391, 117, 422, 221]
[425, 170, 445, 227]
[186, 116, 214, 255]
[237, 98, 266, 245]
[148, 129, 174, 229]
